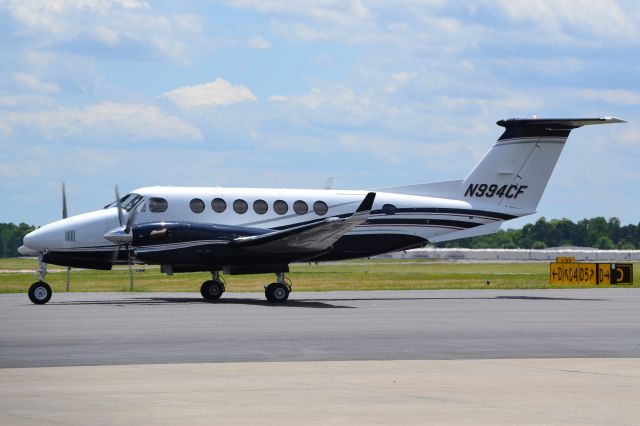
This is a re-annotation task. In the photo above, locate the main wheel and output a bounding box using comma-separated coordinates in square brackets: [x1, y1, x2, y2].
[200, 280, 224, 301]
[265, 283, 289, 303]
[28, 281, 52, 305]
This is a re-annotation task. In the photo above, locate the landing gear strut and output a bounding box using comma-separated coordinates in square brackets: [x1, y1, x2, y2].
[265, 272, 291, 303]
[28, 256, 52, 305]
[200, 271, 225, 301]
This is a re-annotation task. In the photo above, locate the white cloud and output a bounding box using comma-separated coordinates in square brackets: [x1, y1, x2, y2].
[227, 0, 370, 24]
[579, 89, 640, 106]
[1, 102, 203, 141]
[493, 0, 636, 39]
[13, 73, 61, 93]
[385, 71, 417, 93]
[269, 85, 374, 125]
[249, 36, 272, 49]
[2, 0, 202, 62]
[161, 78, 257, 110]
[0, 93, 55, 109]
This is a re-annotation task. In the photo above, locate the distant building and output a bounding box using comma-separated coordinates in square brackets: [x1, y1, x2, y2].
[380, 247, 640, 262]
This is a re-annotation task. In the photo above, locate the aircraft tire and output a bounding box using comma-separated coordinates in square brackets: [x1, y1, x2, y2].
[265, 283, 289, 303]
[28, 281, 52, 305]
[200, 280, 224, 301]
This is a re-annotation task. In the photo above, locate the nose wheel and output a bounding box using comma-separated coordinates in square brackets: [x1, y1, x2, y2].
[28, 256, 52, 305]
[28, 281, 52, 305]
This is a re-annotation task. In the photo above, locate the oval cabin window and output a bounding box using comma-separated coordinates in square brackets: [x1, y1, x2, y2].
[233, 199, 248, 214]
[313, 200, 328, 216]
[211, 198, 226, 213]
[189, 198, 205, 214]
[293, 200, 308, 215]
[273, 200, 288, 215]
[253, 199, 268, 215]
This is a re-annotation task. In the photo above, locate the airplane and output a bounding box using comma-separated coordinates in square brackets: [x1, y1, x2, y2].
[18, 117, 625, 304]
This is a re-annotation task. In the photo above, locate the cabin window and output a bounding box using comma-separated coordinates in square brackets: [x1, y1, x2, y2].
[293, 200, 308, 215]
[382, 204, 397, 215]
[313, 201, 328, 216]
[190, 198, 205, 214]
[149, 197, 168, 213]
[253, 199, 268, 215]
[233, 199, 248, 214]
[211, 198, 226, 213]
[273, 200, 288, 215]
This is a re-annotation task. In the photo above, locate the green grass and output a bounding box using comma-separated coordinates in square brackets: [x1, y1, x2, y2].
[1, 257, 636, 293]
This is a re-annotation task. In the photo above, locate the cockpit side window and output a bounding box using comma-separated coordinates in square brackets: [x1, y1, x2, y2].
[104, 193, 143, 211]
[148, 197, 168, 213]
[122, 194, 142, 211]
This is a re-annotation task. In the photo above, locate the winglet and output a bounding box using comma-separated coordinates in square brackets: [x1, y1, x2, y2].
[356, 192, 376, 213]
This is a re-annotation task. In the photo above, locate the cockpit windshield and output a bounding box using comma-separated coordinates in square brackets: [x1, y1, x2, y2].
[103, 193, 143, 211]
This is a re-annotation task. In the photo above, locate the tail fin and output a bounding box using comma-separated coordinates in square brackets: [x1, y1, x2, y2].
[384, 117, 625, 214]
[461, 117, 624, 212]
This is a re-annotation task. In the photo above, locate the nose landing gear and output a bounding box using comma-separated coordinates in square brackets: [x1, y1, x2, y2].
[28, 281, 52, 305]
[28, 257, 52, 305]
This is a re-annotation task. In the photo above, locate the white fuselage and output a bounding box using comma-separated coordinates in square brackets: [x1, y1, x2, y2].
[22, 186, 510, 257]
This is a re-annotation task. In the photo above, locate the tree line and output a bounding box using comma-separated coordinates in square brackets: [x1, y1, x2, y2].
[439, 217, 639, 250]
[0, 223, 36, 258]
[0, 217, 638, 258]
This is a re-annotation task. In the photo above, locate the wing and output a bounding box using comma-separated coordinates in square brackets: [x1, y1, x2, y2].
[231, 192, 376, 253]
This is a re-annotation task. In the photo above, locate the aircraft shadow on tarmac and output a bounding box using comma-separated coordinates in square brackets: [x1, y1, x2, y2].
[50, 294, 605, 308]
[51, 297, 355, 309]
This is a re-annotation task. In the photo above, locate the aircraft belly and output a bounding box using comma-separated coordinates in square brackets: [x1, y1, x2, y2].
[134, 243, 318, 266]
[311, 233, 427, 261]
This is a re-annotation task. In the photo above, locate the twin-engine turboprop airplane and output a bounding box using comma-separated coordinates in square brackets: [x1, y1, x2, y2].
[19, 117, 624, 304]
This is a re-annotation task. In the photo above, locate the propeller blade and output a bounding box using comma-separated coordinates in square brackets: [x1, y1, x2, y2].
[115, 185, 124, 227]
[110, 244, 121, 263]
[127, 245, 134, 291]
[125, 204, 139, 234]
[62, 182, 68, 219]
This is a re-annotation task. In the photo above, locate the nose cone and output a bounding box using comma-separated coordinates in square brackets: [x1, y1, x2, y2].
[104, 227, 132, 244]
[21, 227, 50, 252]
[18, 244, 39, 256]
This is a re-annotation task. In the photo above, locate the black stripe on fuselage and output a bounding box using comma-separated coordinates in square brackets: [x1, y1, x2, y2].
[270, 208, 515, 232]
[364, 218, 480, 229]
[369, 207, 516, 221]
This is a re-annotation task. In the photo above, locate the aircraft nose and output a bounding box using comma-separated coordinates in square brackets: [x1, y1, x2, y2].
[22, 228, 44, 252]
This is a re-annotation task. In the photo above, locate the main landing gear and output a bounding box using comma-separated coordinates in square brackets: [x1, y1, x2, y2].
[200, 271, 226, 301]
[28, 257, 52, 305]
[199, 271, 292, 303]
[265, 272, 291, 303]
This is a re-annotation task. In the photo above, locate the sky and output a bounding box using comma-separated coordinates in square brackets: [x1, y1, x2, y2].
[0, 0, 638, 228]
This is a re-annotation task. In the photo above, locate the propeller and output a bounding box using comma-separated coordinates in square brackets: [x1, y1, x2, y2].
[62, 182, 68, 219]
[62, 182, 70, 291]
[109, 185, 138, 290]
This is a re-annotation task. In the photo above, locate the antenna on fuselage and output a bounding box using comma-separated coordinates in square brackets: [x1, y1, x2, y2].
[324, 177, 335, 190]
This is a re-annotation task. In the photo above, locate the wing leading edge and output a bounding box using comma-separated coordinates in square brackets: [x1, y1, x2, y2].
[231, 192, 376, 253]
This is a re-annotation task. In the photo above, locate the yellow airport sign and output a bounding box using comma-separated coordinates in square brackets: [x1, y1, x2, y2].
[550, 262, 633, 286]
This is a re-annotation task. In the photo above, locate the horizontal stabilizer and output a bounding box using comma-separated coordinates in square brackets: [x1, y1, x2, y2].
[497, 117, 625, 140]
[232, 192, 376, 254]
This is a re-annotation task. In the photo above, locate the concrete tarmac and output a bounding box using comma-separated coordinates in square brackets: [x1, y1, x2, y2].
[2, 359, 639, 425]
[2, 289, 640, 424]
[1, 289, 640, 368]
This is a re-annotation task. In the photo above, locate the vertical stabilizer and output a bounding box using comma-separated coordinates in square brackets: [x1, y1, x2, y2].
[460, 117, 624, 212]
